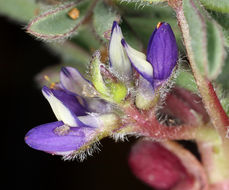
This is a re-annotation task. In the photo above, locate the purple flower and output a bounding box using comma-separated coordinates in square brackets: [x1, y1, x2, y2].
[25, 70, 118, 157]
[147, 22, 178, 85]
[25, 121, 95, 155]
[25, 21, 178, 158]
[60, 67, 97, 98]
[118, 22, 178, 89]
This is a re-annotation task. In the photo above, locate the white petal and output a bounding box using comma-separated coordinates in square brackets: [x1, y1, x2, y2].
[42, 86, 86, 127]
[122, 39, 153, 83]
[109, 22, 132, 80]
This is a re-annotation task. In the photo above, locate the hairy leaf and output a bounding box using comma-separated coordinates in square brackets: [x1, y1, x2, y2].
[93, 1, 118, 43]
[217, 55, 229, 91]
[125, 16, 182, 49]
[209, 11, 229, 48]
[183, 0, 225, 80]
[27, 0, 92, 41]
[115, 0, 166, 5]
[116, 0, 173, 16]
[71, 24, 101, 52]
[200, 0, 229, 13]
[175, 70, 198, 93]
[0, 0, 39, 22]
[48, 41, 90, 73]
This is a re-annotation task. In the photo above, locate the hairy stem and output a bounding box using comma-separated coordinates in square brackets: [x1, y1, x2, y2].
[124, 104, 201, 140]
[170, 0, 229, 142]
[169, 0, 229, 184]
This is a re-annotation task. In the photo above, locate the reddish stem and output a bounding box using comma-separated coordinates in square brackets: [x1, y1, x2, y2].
[124, 105, 198, 140]
[169, 1, 229, 185]
[207, 82, 229, 127]
[170, 0, 229, 141]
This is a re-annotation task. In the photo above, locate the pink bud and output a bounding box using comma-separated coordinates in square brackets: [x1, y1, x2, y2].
[129, 140, 208, 190]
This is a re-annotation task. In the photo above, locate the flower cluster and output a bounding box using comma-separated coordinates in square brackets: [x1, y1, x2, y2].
[25, 21, 178, 159]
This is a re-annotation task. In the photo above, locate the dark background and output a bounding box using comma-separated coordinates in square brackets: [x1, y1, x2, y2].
[1, 16, 153, 190]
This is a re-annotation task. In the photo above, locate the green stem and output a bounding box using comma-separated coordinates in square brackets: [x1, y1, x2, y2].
[196, 127, 229, 185]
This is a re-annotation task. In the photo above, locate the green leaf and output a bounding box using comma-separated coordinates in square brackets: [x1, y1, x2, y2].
[124, 17, 152, 47]
[119, 21, 143, 51]
[93, 1, 118, 43]
[46, 24, 101, 75]
[175, 70, 198, 93]
[217, 55, 229, 90]
[115, 0, 166, 5]
[0, 0, 39, 22]
[209, 11, 229, 48]
[206, 20, 225, 78]
[200, 0, 229, 13]
[122, 4, 182, 49]
[183, 0, 225, 80]
[47, 41, 91, 74]
[27, 0, 92, 41]
[221, 96, 229, 116]
[116, 0, 173, 16]
[71, 24, 101, 52]
[125, 16, 183, 49]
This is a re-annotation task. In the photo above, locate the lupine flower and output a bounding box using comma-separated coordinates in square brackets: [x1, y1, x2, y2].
[25, 21, 178, 159]
[121, 21, 178, 89]
[25, 85, 118, 157]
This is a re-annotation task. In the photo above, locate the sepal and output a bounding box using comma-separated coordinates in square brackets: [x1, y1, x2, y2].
[90, 51, 127, 103]
[90, 51, 111, 98]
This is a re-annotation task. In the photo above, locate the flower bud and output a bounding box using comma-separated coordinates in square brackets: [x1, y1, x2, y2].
[129, 140, 190, 189]
[147, 22, 178, 87]
[129, 140, 208, 190]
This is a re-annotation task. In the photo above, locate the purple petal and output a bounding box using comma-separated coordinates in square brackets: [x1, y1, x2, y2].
[42, 86, 88, 127]
[121, 39, 154, 84]
[60, 67, 97, 97]
[25, 121, 95, 154]
[147, 22, 178, 81]
[109, 21, 132, 80]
